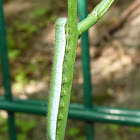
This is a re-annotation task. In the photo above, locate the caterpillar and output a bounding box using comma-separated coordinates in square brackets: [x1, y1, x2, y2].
[47, 18, 69, 140]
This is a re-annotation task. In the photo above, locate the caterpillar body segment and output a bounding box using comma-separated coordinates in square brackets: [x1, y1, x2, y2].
[47, 18, 68, 140]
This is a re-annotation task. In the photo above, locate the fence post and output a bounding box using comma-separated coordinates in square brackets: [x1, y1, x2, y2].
[78, 0, 94, 139]
[0, 0, 17, 140]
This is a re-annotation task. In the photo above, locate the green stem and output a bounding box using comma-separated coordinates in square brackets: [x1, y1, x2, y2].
[56, 0, 78, 139]
[78, 0, 115, 37]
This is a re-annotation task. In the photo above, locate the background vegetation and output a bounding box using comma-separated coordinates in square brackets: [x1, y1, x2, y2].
[0, 0, 140, 139]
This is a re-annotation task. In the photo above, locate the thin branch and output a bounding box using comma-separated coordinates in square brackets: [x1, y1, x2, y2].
[55, 0, 78, 140]
[78, 0, 115, 37]
[94, 0, 140, 46]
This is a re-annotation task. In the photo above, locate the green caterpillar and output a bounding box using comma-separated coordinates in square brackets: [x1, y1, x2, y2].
[47, 18, 69, 140]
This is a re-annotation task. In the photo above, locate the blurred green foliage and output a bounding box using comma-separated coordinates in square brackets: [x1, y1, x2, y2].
[68, 127, 80, 136]
[130, 126, 140, 134]
[16, 119, 36, 133]
[101, 124, 119, 132]
[100, 124, 140, 140]
[15, 69, 28, 84]
[68, 127, 86, 140]
[5, 5, 57, 86]
[75, 137, 86, 140]
[0, 114, 37, 140]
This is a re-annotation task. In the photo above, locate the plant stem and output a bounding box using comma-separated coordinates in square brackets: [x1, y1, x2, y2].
[78, 0, 115, 37]
[56, 0, 78, 139]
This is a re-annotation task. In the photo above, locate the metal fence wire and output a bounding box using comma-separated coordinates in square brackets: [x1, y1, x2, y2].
[0, 0, 140, 140]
